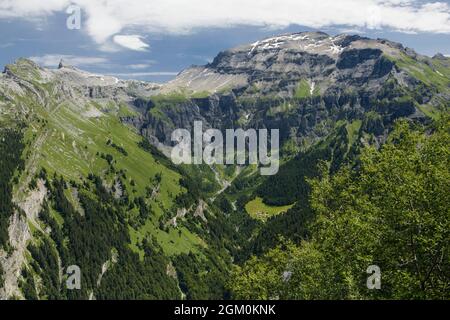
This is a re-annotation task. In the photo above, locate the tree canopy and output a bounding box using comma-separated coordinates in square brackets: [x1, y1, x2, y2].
[231, 119, 450, 300]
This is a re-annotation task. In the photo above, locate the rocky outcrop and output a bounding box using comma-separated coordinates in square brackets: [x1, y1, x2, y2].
[0, 180, 47, 300]
[194, 200, 208, 222]
[0, 210, 30, 299]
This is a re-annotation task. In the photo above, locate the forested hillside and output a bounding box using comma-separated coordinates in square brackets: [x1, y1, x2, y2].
[231, 119, 449, 299]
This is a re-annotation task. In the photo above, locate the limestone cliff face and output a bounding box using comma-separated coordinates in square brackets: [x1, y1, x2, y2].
[125, 32, 447, 147]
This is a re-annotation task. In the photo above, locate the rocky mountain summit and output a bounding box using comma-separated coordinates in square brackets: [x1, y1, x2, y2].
[165, 32, 436, 95]
[134, 32, 449, 146]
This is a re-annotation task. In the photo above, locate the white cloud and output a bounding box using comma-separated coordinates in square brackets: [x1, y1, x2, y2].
[108, 71, 179, 77]
[0, 0, 66, 18]
[127, 63, 155, 70]
[0, 42, 14, 48]
[113, 35, 149, 51]
[1, 0, 450, 49]
[29, 54, 108, 67]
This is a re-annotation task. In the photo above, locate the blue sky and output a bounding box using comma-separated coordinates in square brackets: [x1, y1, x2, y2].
[0, 0, 449, 82]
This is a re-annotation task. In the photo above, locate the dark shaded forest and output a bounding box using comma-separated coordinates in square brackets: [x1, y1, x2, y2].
[0, 129, 24, 248]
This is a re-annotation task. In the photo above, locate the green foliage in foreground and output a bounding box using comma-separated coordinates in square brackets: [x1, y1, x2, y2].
[231, 119, 450, 300]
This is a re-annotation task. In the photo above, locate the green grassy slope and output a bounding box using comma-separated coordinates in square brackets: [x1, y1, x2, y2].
[0, 64, 237, 299]
[28, 100, 206, 257]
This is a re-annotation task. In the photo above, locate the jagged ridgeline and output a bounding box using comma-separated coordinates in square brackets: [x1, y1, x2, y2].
[0, 31, 449, 300]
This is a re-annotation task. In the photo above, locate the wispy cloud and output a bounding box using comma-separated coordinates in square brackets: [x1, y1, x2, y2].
[113, 35, 149, 51]
[108, 72, 179, 78]
[0, 42, 14, 48]
[127, 62, 156, 70]
[29, 54, 108, 68]
[2, 0, 450, 51]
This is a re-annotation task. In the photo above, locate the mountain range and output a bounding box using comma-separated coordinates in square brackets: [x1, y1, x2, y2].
[0, 31, 448, 300]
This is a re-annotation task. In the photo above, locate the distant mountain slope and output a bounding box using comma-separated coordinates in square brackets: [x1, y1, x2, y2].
[125, 32, 449, 149]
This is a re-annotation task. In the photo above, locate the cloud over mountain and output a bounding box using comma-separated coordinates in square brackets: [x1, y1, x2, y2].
[1, 0, 450, 50]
